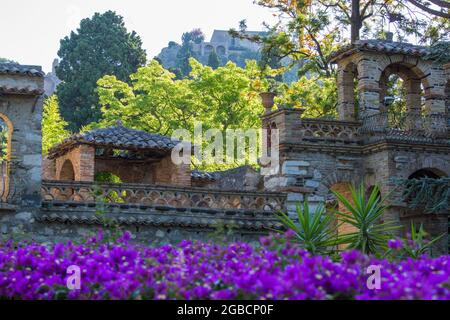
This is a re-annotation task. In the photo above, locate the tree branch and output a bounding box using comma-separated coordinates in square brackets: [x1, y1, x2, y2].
[407, 0, 450, 18]
[427, 0, 450, 8]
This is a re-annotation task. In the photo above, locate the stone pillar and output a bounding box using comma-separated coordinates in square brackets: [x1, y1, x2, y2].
[357, 58, 381, 119]
[261, 107, 304, 145]
[261, 108, 304, 198]
[405, 79, 423, 131]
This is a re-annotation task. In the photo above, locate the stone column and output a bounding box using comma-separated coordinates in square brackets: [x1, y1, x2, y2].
[357, 58, 382, 119]
[405, 79, 422, 131]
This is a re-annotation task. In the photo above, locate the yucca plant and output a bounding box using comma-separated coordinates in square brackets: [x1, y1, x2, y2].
[401, 222, 445, 258]
[275, 200, 339, 255]
[332, 184, 400, 255]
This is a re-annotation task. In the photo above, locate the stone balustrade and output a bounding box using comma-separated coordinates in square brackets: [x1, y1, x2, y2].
[297, 118, 362, 142]
[41, 180, 287, 212]
[296, 113, 448, 143]
[360, 112, 448, 138]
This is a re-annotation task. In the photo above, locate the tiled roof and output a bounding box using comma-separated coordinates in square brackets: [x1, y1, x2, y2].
[39, 202, 284, 231]
[0, 63, 45, 77]
[191, 170, 217, 182]
[0, 85, 44, 95]
[330, 40, 432, 62]
[48, 124, 184, 159]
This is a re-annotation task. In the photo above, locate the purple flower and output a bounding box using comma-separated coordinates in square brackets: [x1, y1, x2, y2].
[388, 239, 403, 250]
[0, 232, 448, 300]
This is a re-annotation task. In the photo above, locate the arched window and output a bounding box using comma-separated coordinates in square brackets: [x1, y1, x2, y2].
[408, 168, 444, 180]
[378, 62, 429, 130]
[204, 45, 214, 56]
[59, 160, 75, 181]
[0, 114, 13, 202]
[216, 45, 226, 56]
[330, 182, 358, 249]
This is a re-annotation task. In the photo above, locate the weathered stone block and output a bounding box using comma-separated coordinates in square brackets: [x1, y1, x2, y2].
[23, 154, 42, 166]
[305, 180, 320, 189]
[14, 211, 32, 221]
[287, 193, 304, 202]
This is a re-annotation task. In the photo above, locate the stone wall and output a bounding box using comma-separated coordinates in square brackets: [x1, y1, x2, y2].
[0, 70, 44, 206]
[204, 166, 263, 191]
[0, 206, 269, 247]
[153, 155, 191, 187]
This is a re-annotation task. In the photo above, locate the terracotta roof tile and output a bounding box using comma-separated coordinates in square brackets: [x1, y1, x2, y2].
[0, 63, 45, 77]
[48, 125, 186, 159]
[191, 170, 217, 181]
[330, 40, 433, 62]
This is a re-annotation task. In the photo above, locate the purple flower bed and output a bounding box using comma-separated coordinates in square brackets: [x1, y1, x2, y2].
[0, 232, 449, 300]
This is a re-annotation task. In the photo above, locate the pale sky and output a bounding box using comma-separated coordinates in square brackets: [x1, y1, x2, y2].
[0, 0, 277, 73]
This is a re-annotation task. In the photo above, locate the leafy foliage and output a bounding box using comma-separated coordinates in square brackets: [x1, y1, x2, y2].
[0, 120, 9, 161]
[332, 184, 399, 255]
[386, 222, 446, 259]
[426, 41, 450, 64]
[56, 11, 147, 131]
[401, 177, 450, 213]
[95, 59, 265, 170]
[207, 49, 220, 69]
[42, 96, 70, 155]
[174, 29, 205, 77]
[276, 75, 338, 118]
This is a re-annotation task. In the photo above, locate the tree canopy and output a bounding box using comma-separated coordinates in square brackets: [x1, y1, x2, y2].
[42, 96, 70, 155]
[56, 10, 147, 131]
[92, 59, 267, 170]
[95, 59, 264, 134]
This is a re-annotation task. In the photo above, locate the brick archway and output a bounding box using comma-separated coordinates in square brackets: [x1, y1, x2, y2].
[59, 159, 75, 181]
[329, 182, 358, 247]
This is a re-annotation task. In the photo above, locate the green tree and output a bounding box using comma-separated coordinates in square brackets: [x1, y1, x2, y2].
[42, 96, 70, 155]
[276, 75, 338, 118]
[56, 11, 147, 131]
[95, 59, 196, 135]
[207, 50, 220, 69]
[95, 59, 265, 170]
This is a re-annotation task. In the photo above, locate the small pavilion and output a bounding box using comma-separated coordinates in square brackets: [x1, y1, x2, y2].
[43, 123, 196, 187]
